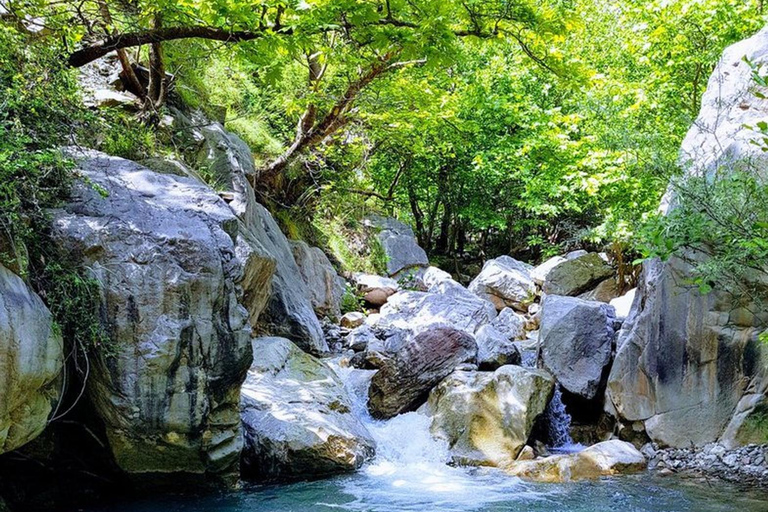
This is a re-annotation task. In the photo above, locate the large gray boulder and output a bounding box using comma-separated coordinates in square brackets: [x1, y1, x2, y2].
[428, 366, 554, 466]
[468, 256, 536, 311]
[290, 240, 345, 319]
[0, 265, 64, 454]
[173, 110, 327, 354]
[51, 149, 256, 482]
[368, 327, 477, 419]
[542, 253, 613, 297]
[363, 215, 428, 277]
[539, 295, 615, 399]
[241, 337, 375, 479]
[607, 28, 768, 448]
[372, 282, 496, 336]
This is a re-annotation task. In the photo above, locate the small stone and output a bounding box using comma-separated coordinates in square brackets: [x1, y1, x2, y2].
[517, 445, 536, 461]
[341, 312, 365, 328]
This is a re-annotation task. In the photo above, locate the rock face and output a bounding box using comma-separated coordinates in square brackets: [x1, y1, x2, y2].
[539, 296, 616, 399]
[474, 325, 522, 370]
[530, 256, 566, 286]
[368, 327, 477, 419]
[578, 278, 622, 303]
[606, 28, 768, 449]
[505, 440, 645, 482]
[51, 149, 254, 482]
[373, 284, 497, 336]
[428, 367, 554, 466]
[542, 253, 613, 297]
[0, 265, 64, 454]
[174, 110, 327, 355]
[421, 266, 453, 289]
[364, 215, 428, 277]
[468, 256, 536, 311]
[240, 337, 375, 480]
[290, 240, 345, 319]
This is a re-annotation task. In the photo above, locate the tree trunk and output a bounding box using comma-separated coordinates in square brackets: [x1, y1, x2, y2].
[146, 14, 168, 110]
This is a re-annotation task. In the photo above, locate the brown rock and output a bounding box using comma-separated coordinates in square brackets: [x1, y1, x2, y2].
[367, 327, 477, 419]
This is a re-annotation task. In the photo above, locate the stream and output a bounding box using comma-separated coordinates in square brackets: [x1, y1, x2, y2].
[79, 361, 768, 512]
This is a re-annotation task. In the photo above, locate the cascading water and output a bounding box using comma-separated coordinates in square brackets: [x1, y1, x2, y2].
[542, 386, 583, 453]
[326, 359, 538, 511]
[520, 350, 582, 454]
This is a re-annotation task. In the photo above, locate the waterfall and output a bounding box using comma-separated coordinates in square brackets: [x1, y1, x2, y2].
[327, 358, 527, 510]
[519, 349, 582, 454]
[544, 386, 573, 447]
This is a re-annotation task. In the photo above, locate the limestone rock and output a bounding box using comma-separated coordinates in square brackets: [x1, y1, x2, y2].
[290, 240, 345, 319]
[345, 324, 379, 352]
[505, 440, 646, 482]
[241, 337, 375, 480]
[373, 285, 496, 336]
[474, 325, 522, 370]
[542, 253, 614, 297]
[51, 149, 255, 481]
[607, 258, 768, 447]
[428, 366, 554, 466]
[490, 307, 526, 341]
[363, 215, 428, 277]
[530, 256, 566, 286]
[539, 295, 616, 399]
[421, 266, 453, 289]
[607, 28, 768, 448]
[0, 265, 64, 454]
[340, 312, 365, 329]
[578, 278, 622, 303]
[609, 287, 636, 321]
[172, 110, 326, 354]
[468, 256, 536, 311]
[368, 327, 477, 419]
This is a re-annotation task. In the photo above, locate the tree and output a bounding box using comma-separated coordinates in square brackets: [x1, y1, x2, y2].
[3, 0, 568, 181]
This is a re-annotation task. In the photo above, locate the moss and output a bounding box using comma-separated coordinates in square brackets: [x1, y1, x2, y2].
[736, 402, 768, 445]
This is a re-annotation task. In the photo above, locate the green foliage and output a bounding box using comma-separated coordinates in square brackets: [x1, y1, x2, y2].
[340, 285, 364, 315]
[0, 22, 109, 358]
[0, 24, 81, 271]
[639, 168, 768, 300]
[96, 111, 158, 161]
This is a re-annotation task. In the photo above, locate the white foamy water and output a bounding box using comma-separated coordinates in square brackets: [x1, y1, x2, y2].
[327, 358, 547, 511]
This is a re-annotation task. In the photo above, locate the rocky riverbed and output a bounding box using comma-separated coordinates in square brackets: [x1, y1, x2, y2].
[647, 443, 768, 488]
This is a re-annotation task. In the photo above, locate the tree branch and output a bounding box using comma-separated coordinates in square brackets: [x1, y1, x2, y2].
[67, 25, 288, 67]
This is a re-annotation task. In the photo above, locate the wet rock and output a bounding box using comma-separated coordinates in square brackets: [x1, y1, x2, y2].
[505, 440, 646, 482]
[51, 149, 254, 482]
[542, 253, 614, 297]
[0, 265, 64, 454]
[468, 256, 536, 311]
[368, 327, 477, 419]
[428, 366, 554, 466]
[241, 337, 375, 480]
[539, 295, 616, 399]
